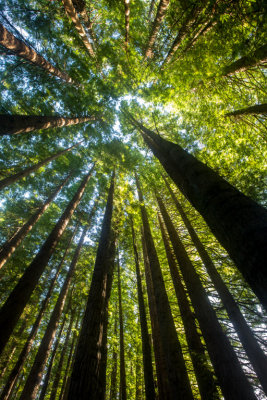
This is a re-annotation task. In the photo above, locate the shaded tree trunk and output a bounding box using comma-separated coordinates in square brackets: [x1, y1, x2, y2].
[148, 0, 156, 21]
[109, 314, 118, 400]
[0, 174, 71, 270]
[222, 44, 267, 76]
[225, 103, 267, 117]
[19, 224, 87, 399]
[0, 229, 76, 400]
[144, 0, 170, 59]
[136, 175, 193, 400]
[128, 113, 267, 311]
[124, 0, 130, 49]
[130, 219, 155, 400]
[0, 141, 81, 191]
[0, 167, 93, 355]
[164, 178, 267, 395]
[158, 212, 219, 399]
[0, 24, 77, 84]
[118, 258, 127, 400]
[157, 196, 257, 400]
[62, 0, 95, 57]
[67, 171, 116, 400]
[0, 115, 95, 136]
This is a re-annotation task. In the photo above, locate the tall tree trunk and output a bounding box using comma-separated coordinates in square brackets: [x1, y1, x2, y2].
[128, 114, 267, 311]
[136, 175, 193, 400]
[130, 219, 155, 400]
[49, 310, 76, 400]
[109, 313, 118, 400]
[67, 171, 116, 400]
[225, 103, 267, 117]
[0, 141, 81, 191]
[144, 0, 170, 59]
[0, 115, 95, 136]
[19, 224, 87, 400]
[164, 178, 267, 395]
[0, 229, 75, 400]
[0, 174, 71, 270]
[222, 44, 267, 76]
[124, 0, 130, 49]
[158, 212, 220, 400]
[157, 196, 257, 400]
[38, 313, 68, 400]
[0, 24, 77, 85]
[148, 0, 156, 21]
[62, 0, 95, 57]
[0, 167, 93, 355]
[141, 230, 169, 400]
[118, 258, 127, 400]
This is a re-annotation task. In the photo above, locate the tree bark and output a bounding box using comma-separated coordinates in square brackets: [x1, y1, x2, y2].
[136, 175, 193, 400]
[67, 171, 116, 400]
[0, 24, 77, 85]
[118, 258, 127, 400]
[157, 196, 257, 400]
[0, 141, 81, 191]
[0, 230, 75, 400]
[158, 212, 220, 400]
[109, 314, 118, 400]
[0, 167, 93, 355]
[222, 44, 267, 76]
[62, 0, 95, 57]
[130, 219, 155, 400]
[225, 103, 267, 117]
[144, 0, 170, 59]
[0, 114, 95, 136]
[124, 0, 130, 49]
[128, 113, 267, 311]
[0, 174, 71, 270]
[19, 225, 87, 400]
[164, 178, 267, 395]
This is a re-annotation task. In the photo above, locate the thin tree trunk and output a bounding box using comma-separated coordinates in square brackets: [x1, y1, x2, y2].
[118, 258, 127, 400]
[0, 229, 76, 400]
[0, 174, 71, 270]
[62, 0, 95, 57]
[136, 175, 193, 400]
[49, 311, 76, 400]
[0, 115, 95, 136]
[225, 103, 267, 117]
[144, 0, 170, 59]
[0, 24, 77, 84]
[157, 196, 257, 400]
[164, 178, 267, 395]
[109, 314, 118, 400]
[141, 230, 169, 400]
[128, 113, 267, 311]
[38, 313, 68, 400]
[130, 219, 155, 400]
[67, 171, 116, 400]
[0, 141, 81, 191]
[19, 225, 87, 400]
[79, 6, 98, 48]
[124, 0, 130, 49]
[148, 0, 156, 21]
[158, 212, 220, 400]
[0, 167, 93, 355]
[222, 44, 267, 76]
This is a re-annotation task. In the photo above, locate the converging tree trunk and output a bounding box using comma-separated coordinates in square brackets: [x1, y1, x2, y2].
[62, 0, 95, 57]
[157, 196, 257, 400]
[128, 113, 267, 311]
[0, 167, 93, 355]
[0, 24, 77, 84]
[67, 171, 116, 400]
[0, 115, 95, 136]
[109, 313, 118, 400]
[136, 175, 193, 400]
[124, 0, 130, 49]
[164, 178, 267, 395]
[118, 258, 127, 400]
[158, 213, 220, 400]
[131, 219, 156, 400]
[0, 174, 71, 270]
[225, 103, 267, 117]
[222, 44, 267, 76]
[0, 141, 81, 191]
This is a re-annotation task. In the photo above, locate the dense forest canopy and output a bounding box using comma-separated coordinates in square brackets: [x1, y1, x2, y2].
[0, 0, 266, 399]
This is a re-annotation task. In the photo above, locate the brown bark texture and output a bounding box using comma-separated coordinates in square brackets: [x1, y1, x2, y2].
[118, 259, 127, 400]
[225, 103, 267, 117]
[0, 24, 77, 84]
[222, 44, 267, 76]
[145, 0, 169, 59]
[0, 167, 93, 355]
[109, 314, 118, 400]
[124, 0, 130, 48]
